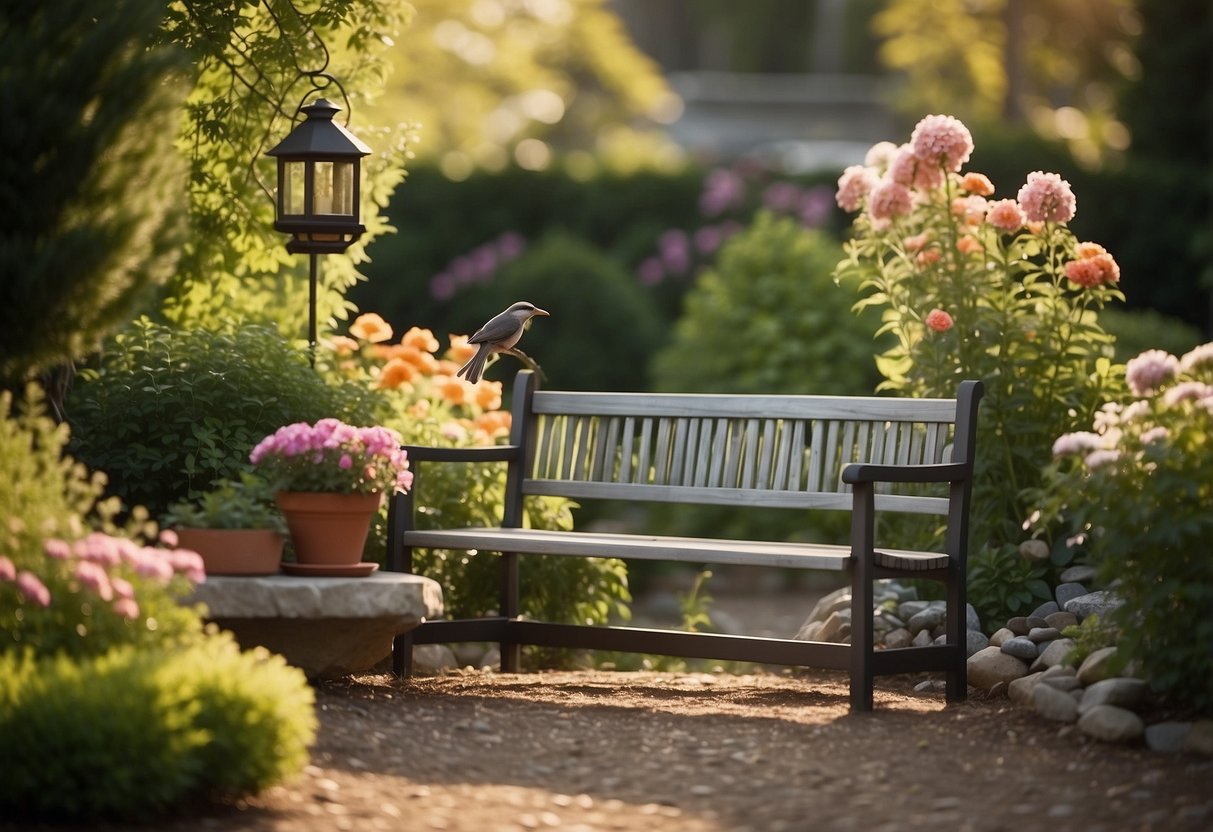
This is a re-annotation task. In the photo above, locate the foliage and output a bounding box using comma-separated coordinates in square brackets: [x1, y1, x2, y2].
[1099, 307, 1204, 364]
[1039, 343, 1213, 712]
[250, 419, 412, 495]
[874, 0, 1140, 166]
[0, 387, 204, 659]
[159, 0, 414, 336]
[162, 474, 285, 532]
[321, 315, 632, 627]
[67, 318, 379, 518]
[0, 0, 186, 387]
[653, 212, 880, 397]
[0, 634, 315, 822]
[834, 115, 1126, 623]
[1061, 614, 1121, 669]
[368, 0, 681, 179]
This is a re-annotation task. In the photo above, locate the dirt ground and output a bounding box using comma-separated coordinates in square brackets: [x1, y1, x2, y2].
[137, 666, 1210, 832]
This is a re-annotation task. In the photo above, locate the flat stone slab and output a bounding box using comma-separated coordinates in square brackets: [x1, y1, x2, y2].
[188, 572, 443, 679]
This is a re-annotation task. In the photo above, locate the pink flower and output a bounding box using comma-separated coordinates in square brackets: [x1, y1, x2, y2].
[0, 555, 15, 582]
[16, 571, 51, 607]
[835, 165, 877, 212]
[1163, 381, 1213, 407]
[1125, 349, 1180, 397]
[864, 141, 900, 171]
[986, 199, 1026, 232]
[1084, 449, 1120, 469]
[889, 144, 944, 190]
[74, 561, 114, 601]
[951, 195, 988, 226]
[868, 179, 913, 222]
[1140, 426, 1170, 445]
[110, 576, 135, 600]
[910, 115, 974, 172]
[1064, 259, 1104, 288]
[1017, 171, 1077, 223]
[339, 453, 353, 470]
[903, 232, 930, 253]
[1052, 431, 1104, 457]
[113, 597, 140, 620]
[44, 538, 72, 560]
[1180, 343, 1213, 374]
[925, 309, 954, 332]
[159, 528, 179, 548]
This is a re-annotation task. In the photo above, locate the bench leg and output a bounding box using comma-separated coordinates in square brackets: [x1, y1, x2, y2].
[500, 552, 521, 673]
[392, 631, 415, 678]
[945, 570, 968, 703]
[849, 574, 875, 713]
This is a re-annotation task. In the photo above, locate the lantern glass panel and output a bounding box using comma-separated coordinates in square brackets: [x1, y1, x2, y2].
[333, 161, 354, 215]
[313, 161, 334, 214]
[283, 161, 306, 215]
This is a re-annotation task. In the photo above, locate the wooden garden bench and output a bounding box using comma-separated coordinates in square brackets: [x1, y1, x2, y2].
[387, 370, 984, 711]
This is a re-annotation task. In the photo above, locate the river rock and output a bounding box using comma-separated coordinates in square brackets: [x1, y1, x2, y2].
[1006, 616, 1030, 636]
[1076, 646, 1119, 685]
[1034, 681, 1079, 722]
[907, 606, 946, 635]
[1184, 721, 1213, 758]
[966, 629, 989, 657]
[988, 627, 1015, 647]
[1145, 722, 1191, 754]
[1044, 611, 1078, 631]
[968, 646, 1029, 692]
[1079, 677, 1148, 713]
[1078, 705, 1144, 743]
[1028, 626, 1062, 643]
[1064, 590, 1123, 621]
[966, 604, 982, 632]
[1059, 565, 1096, 584]
[883, 627, 912, 649]
[1008, 671, 1045, 706]
[1054, 582, 1088, 607]
[1000, 636, 1038, 660]
[1031, 638, 1076, 671]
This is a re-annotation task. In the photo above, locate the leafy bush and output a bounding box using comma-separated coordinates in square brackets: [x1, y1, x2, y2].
[436, 233, 665, 392]
[162, 474, 285, 532]
[1040, 344, 1213, 713]
[834, 115, 1126, 623]
[0, 635, 315, 821]
[68, 318, 380, 517]
[1098, 307, 1204, 364]
[652, 212, 881, 397]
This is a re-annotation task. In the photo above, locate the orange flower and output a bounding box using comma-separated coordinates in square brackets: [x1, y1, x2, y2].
[326, 335, 360, 356]
[1076, 241, 1107, 260]
[402, 326, 440, 353]
[435, 375, 472, 406]
[916, 249, 941, 268]
[474, 380, 504, 411]
[960, 172, 995, 196]
[474, 411, 512, 443]
[446, 334, 478, 363]
[375, 358, 418, 389]
[350, 313, 393, 343]
[401, 348, 439, 375]
[1026, 221, 1046, 235]
[436, 359, 464, 376]
[956, 235, 983, 255]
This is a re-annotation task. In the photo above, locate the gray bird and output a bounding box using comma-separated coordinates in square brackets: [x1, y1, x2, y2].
[456, 301, 549, 384]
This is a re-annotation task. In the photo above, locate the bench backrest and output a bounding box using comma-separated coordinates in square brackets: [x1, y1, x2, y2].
[508, 371, 982, 517]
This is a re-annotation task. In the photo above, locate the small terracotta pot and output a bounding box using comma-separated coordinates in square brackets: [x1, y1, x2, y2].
[175, 528, 284, 576]
[275, 491, 382, 566]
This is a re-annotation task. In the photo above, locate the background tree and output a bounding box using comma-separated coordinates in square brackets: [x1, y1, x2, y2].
[367, 0, 681, 180]
[0, 1, 186, 405]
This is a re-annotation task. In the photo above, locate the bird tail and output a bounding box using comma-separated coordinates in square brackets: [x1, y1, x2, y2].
[456, 349, 488, 384]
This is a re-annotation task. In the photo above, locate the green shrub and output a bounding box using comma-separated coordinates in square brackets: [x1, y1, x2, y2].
[0, 634, 315, 821]
[68, 317, 381, 517]
[162, 473, 285, 531]
[1098, 307, 1204, 364]
[439, 233, 664, 392]
[652, 211, 881, 397]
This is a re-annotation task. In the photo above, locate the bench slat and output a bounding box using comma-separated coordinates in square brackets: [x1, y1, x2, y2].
[531, 390, 960, 421]
[399, 527, 948, 572]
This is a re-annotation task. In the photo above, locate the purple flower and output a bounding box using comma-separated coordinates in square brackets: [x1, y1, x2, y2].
[694, 225, 723, 255]
[762, 181, 801, 213]
[658, 230, 691, 276]
[496, 231, 526, 261]
[699, 168, 745, 217]
[430, 272, 455, 302]
[450, 256, 475, 285]
[636, 257, 664, 286]
[471, 245, 498, 281]
[799, 186, 833, 227]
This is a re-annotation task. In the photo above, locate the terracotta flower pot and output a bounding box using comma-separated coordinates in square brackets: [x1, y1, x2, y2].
[275, 491, 382, 566]
[174, 527, 284, 576]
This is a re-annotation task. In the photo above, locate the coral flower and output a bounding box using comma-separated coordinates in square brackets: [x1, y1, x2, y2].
[402, 327, 440, 353]
[1075, 241, 1108, 259]
[375, 358, 417, 390]
[956, 235, 983, 255]
[903, 232, 930, 253]
[327, 335, 360, 356]
[349, 313, 394, 344]
[1064, 259, 1103, 288]
[960, 172, 995, 196]
[916, 249, 941, 268]
[1017, 171, 1077, 223]
[447, 334, 479, 364]
[910, 114, 974, 172]
[925, 308, 954, 332]
[474, 379, 504, 411]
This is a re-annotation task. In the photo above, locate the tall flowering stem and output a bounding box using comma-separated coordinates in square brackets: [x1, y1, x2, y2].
[834, 115, 1126, 568]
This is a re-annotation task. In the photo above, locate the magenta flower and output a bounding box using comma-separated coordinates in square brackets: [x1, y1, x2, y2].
[1125, 349, 1180, 397]
[43, 538, 72, 560]
[835, 165, 877, 212]
[16, 571, 51, 607]
[910, 114, 974, 173]
[1017, 171, 1077, 223]
[339, 453, 354, 470]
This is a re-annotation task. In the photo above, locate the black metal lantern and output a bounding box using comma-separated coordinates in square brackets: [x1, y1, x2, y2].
[267, 98, 371, 360]
[267, 98, 371, 253]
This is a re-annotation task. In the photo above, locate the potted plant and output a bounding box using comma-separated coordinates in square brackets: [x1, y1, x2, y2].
[249, 419, 413, 574]
[163, 475, 286, 576]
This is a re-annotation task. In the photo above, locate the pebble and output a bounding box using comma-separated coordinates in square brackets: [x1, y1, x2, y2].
[1078, 705, 1144, 743]
[967, 646, 1029, 691]
[1064, 590, 1123, 621]
[1000, 637, 1038, 660]
[1033, 682, 1079, 723]
[1054, 582, 1088, 608]
[1144, 722, 1191, 753]
[1027, 627, 1062, 643]
[1044, 611, 1078, 631]
[988, 627, 1015, 647]
[1076, 647, 1119, 685]
[1079, 678, 1148, 713]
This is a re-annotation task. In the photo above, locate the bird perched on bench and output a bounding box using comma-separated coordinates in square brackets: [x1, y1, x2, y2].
[456, 301, 549, 384]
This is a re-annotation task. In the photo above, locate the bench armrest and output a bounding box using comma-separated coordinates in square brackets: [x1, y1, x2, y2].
[402, 444, 522, 463]
[841, 461, 969, 485]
